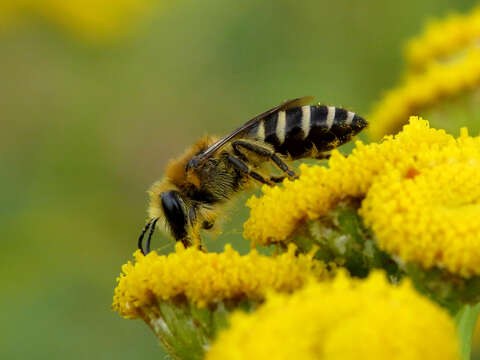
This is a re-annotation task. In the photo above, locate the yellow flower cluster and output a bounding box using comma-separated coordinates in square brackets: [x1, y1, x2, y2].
[0, 0, 158, 41]
[245, 117, 480, 277]
[245, 117, 449, 244]
[405, 6, 480, 72]
[207, 271, 459, 360]
[361, 135, 480, 277]
[113, 243, 327, 318]
[368, 48, 480, 139]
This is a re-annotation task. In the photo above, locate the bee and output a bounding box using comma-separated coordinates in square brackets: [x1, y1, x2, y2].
[138, 96, 367, 254]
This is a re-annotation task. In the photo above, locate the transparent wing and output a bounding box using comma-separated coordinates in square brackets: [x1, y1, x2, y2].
[193, 96, 314, 164]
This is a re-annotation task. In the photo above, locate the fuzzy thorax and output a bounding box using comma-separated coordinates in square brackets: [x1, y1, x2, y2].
[146, 136, 220, 246]
[146, 135, 290, 247]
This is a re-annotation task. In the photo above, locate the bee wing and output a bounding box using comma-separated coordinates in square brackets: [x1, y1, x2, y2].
[194, 96, 314, 162]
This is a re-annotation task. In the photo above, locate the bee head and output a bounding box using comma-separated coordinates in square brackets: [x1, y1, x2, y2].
[186, 157, 200, 171]
[139, 136, 220, 253]
[139, 185, 196, 254]
[160, 190, 190, 243]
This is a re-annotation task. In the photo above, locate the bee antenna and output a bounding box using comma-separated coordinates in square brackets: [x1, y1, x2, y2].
[138, 219, 153, 255]
[145, 218, 159, 254]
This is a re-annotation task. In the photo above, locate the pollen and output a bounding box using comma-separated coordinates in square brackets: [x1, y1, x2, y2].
[206, 271, 459, 360]
[245, 117, 480, 277]
[112, 243, 328, 318]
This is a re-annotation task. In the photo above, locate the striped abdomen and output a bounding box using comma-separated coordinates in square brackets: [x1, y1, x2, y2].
[246, 105, 367, 159]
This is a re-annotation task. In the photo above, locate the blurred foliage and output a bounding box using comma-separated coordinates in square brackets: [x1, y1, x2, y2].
[0, 0, 478, 359]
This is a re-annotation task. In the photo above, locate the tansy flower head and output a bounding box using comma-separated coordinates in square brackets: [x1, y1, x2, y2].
[113, 243, 327, 360]
[244, 117, 453, 246]
[113, 243, 327, 318]
[0, 0, 160, 42]
[245, 117, 480, 281]
[368, 48, 480, 139]
[360, 138, 480, 278]
[405, 6, 480, 72]
[369, 5, 480, 139]
[206, 271, 459, 360]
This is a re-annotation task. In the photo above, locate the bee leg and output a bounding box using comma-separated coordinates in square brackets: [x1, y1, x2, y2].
[250, 171, 275, 185]
[232, 141, 296, 178]
[232, 144, 249, 163]
[270, 175, 287, 183]
[227, 154, 274, 185]
[271, 154, 297, 178]
[315, 152, 331, 160]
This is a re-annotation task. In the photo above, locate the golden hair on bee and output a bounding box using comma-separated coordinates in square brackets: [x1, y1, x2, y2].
[164, 135, 219, 189]
[145, 136, 219, 247]
[137, 97, 367, 254]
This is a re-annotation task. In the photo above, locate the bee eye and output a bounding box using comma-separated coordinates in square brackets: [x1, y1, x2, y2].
[161, 191, 188, 241]
[186, 158, 200, 172]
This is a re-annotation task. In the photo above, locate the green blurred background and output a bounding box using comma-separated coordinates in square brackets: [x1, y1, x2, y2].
[1, 0, 478, 359]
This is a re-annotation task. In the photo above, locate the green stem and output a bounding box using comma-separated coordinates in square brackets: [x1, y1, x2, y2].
[455, 303, 480, 360]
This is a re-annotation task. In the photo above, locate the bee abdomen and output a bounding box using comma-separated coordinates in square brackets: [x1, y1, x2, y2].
[247, 105, 367, 159]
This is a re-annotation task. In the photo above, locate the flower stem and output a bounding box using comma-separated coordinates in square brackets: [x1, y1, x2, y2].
[455, 303, 480, 360]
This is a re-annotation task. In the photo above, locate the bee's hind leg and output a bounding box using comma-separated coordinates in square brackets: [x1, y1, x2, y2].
[232, 140, 297, 178]
[270, 175, 287, 183]
[315, 152, 331, 161]
[226, 154, 274, 185]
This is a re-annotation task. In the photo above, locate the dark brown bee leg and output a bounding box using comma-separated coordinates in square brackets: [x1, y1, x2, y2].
[232, 140, 296, 178]
[250, 171, 274, 185]
[227, 154, 273, 185]
[315, 152, 331, 160]
[270, 175, 287, 183]
[231, 145, 249, 163]
[271, 154, 297, 178]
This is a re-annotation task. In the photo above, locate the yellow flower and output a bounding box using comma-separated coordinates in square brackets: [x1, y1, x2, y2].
[368, 48, 480, 139]
[245, 117, 480, 277]
[112, 243, 327, 318]
[244, 164, 338, 246]
[360, 148, 480, 277]
[405, 6, 480, 72]
[0, 0, 159, 42]
[207, 271, 459, 360]
[369, 5, 480, 139]
[245, 117, 452, 245]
